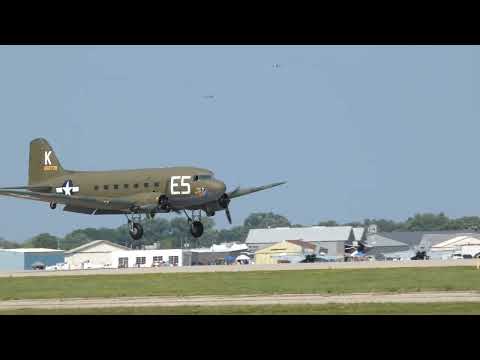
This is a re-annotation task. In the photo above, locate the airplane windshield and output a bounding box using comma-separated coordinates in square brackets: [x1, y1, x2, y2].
[193, 174, 214, 181]
[197, 174, 212, 180]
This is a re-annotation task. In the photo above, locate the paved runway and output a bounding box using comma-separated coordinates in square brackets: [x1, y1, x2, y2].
[0, 259, 479, 278]
[1, 291, 480, 310]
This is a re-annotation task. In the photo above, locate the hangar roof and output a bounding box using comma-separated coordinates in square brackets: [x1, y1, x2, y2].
[65, 240, 129, 254]
[1, 248, 63, 253]
[367, 230, 480, 248]
[286, 240, 317, 250]
[246, 226, 354, 244]
[353, 227, 365, 241]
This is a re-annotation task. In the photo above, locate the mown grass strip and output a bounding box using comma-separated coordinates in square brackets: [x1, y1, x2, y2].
[1, 267, 480, 300]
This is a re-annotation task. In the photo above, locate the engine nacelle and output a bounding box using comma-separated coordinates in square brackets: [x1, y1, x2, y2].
[218, 193, 230, 209]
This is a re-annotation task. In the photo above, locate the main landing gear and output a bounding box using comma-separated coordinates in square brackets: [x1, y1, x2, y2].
[184, 210, 204, 238]
[126, 213, 144, 241]
[125, 209, 206, 241]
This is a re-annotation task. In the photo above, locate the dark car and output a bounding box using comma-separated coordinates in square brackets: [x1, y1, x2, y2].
[411, 251, 429, 260]
[300, 255, 317, 263]
[31, 262, 46, 270]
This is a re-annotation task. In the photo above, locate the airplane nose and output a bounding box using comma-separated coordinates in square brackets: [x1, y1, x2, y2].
[219, 181, 226, 194]
[214, 180, 226, 194]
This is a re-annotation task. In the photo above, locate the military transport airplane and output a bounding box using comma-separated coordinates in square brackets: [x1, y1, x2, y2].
[0, 139, 286, 240]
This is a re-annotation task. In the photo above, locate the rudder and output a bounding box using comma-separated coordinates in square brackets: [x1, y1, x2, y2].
[28, 138, 67, 185]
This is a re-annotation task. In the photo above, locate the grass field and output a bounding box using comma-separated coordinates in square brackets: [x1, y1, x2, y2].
[2, 302, 480, 315]
[1, 267, 480, 300]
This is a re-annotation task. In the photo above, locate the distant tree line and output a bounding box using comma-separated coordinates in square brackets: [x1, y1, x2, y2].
[318, 212, 480, 233]
[2, 212, 480, 250]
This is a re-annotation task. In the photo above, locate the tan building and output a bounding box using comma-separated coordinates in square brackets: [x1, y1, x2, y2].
[254, 240, 316, 265]
[65, 240, 129, 269]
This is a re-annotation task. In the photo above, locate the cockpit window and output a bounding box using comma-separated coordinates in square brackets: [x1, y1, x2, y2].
[194, 174, 212, 181]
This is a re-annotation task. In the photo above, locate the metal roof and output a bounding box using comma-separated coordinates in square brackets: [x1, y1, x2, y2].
[431, 235, 480, 249]
[365, 234, 409, 247]
[286, 240, 317, 250]
[246, 226, 354, 244]
[353, 227, 365, 241]
[367, 230, 480, 248]
[65, 240, 129, 254]
[1, 248, 63, 253]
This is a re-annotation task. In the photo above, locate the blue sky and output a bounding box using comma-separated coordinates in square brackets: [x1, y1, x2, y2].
[0, 45, 479, 242]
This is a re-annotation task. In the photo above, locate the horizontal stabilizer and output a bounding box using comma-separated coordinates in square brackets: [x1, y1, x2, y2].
[0, 189, 134, 211]
[0, 186, 52, 192]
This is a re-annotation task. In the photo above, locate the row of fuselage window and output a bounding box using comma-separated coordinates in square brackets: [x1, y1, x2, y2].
[94, 182, 161, 191]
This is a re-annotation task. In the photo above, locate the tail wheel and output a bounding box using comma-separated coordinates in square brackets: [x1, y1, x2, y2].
[190, 221, 204, 238]
[129, 223, 144, 240]
[50, 202, 57, 210]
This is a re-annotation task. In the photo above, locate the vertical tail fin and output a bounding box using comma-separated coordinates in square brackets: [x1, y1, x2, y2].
[29, 138, 67, 185]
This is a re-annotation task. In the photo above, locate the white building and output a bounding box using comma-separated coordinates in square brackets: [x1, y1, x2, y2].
[112, 249, 191, 268]
[65, 240, 130, 269]
[190, 242, 249, 265]
[430, 235, 480, 259]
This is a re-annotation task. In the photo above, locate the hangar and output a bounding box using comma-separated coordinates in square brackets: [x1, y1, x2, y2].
[65, 240, 130, 269]
[365, 230, 480, 260]
[0, 248, 64, 271]
[430, 235, 480, 258]
[254, 240, 316, 264]
[245, 226, 355, 260]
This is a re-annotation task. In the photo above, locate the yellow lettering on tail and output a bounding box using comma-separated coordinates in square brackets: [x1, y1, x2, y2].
[43, 165, 58, 171]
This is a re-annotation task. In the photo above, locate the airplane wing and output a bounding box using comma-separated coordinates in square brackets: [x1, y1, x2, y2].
[0, 189, 134, 211]
[227, 181, 287, 199]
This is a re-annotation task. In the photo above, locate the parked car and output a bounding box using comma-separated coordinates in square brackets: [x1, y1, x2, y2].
[46, 262, 68, 271]
[300, 254, 317, 263]
[152, 260, 169, 267]
[411, 250, 429, 260]
[31, 262, 45, 270]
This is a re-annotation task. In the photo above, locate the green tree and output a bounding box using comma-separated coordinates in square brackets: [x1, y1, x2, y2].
[404, 213, 449, 231]
[0, 238, 21, 249]
[62, 230, 92, 250]
[318, 220, 338, 226]
[24, 233, 60, 249]
[244, 212, 290, 229]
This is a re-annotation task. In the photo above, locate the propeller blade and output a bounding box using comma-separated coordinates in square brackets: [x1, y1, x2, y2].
[225, 207, 232, 224]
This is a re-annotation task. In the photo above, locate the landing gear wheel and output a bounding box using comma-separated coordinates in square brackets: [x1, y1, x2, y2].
[50, 202, 57, 210]
[190, 221, 204, 238]
[129, 222, 144, 240]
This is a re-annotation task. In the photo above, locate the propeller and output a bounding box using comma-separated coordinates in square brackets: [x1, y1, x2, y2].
[225, 207, 232, 224]
[218, 193, 232, 224]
